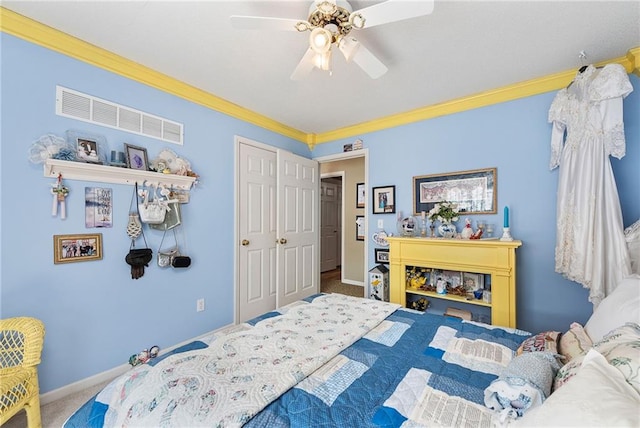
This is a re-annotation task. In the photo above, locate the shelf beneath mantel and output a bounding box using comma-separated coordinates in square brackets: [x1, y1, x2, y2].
[44, 159, 196, 190]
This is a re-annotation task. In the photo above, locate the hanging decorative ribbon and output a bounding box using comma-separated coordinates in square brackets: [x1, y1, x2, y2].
[51, 173, 69, 219]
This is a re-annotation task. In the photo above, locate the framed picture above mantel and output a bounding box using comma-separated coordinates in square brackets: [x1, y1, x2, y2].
[413, 167, 497, 215]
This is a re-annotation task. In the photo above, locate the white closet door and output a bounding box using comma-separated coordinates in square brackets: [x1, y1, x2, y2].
[276, 150, 319, 307]
[238, 143, 277, 322]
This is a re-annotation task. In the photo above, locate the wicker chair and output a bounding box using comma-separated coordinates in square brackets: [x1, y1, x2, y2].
[0, 317, 45, 428]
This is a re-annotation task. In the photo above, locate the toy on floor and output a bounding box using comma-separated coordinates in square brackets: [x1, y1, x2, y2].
[128, 345, 160, 367]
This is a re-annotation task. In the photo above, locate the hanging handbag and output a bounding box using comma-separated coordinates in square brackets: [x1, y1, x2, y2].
[126, 183, 153, 279]
[138, 185, 167, 224]
[157, 228, 178, 268]
[157, 227, 191, 268]
[149, 202, 182, 230]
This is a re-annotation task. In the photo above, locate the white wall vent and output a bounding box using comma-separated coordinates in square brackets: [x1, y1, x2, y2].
[56, 86, 183, 145]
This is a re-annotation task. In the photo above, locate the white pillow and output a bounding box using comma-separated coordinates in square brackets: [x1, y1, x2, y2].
[584, 275, 640, 343]
[515, 349, 640, 427]
[625, 220, 640, 274]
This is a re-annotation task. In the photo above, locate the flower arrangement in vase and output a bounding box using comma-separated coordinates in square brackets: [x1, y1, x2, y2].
[428, 201, 460, 238]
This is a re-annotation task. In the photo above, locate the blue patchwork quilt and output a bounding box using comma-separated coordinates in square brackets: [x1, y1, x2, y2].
[64, 294, 530, 427]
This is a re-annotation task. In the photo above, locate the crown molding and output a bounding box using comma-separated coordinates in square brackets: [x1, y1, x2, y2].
[1, 7, 638, 149]
[0, 7, 307, 144]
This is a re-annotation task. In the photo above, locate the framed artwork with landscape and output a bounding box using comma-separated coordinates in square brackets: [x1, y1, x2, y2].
[413, 167, 497, 215]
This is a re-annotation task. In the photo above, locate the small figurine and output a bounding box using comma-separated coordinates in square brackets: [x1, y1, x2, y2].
[460, 218, 474, 239]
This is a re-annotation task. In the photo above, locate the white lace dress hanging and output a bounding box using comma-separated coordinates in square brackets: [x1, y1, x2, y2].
[548, 63, 633, 307]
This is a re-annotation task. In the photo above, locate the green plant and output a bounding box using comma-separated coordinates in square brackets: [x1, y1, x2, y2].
[428, 201, 460, 222]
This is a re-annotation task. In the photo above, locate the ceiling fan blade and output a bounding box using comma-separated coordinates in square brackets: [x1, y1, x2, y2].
[230, 15, 305, 31]
[338, 37, 388, 79]
[351, 0, 434, 29]
[290, 48, 317, 80]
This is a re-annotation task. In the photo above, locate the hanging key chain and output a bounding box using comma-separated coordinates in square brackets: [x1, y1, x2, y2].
[51, 173, 69, 219]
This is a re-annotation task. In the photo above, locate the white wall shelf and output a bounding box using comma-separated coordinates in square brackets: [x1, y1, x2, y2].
[44, 159, 196, 190]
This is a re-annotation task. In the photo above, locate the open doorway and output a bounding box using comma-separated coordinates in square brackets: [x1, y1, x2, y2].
[316, 150, 367, 297]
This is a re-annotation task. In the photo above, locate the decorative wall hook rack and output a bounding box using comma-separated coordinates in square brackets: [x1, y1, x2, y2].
[44, 159, 196, 190]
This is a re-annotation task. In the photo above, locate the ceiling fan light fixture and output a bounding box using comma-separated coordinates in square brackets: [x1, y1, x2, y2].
[309, 27, 332, 53]
[313, 50, 332, 71]
[349, 13, 365, 29]
[338, 36, 360, 62]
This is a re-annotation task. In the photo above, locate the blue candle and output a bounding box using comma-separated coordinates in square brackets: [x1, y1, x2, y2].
[504, 206, 509, 228]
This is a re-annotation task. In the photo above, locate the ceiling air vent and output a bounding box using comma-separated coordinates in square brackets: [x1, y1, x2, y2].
[56, 86, 183, 145]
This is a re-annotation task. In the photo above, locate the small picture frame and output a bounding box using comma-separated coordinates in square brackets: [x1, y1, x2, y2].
[463, 272, 485, 292]
[356, 182, 365, 209]
[53, 233, 103, 264]
[356, 215, 365, 241]
[66, 129, 107, 164]
[124, 144, 149, 171]
[375, 248, 390, 264]
[372, 185, 396, 214]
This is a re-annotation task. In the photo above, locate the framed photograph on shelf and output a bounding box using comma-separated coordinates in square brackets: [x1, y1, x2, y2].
[66, 129, 107, 164]
[124, 143, 149, 171]
[372, 185, 396, 214]
[374, 248, 390, 264]
[356, 215, 365, 241]
[462, 272, 485, 292]
[413, 167, 497, 215]
[356, 182, 365, 208]
[431, 269, 463, 290]
[53, 233, 103, 264]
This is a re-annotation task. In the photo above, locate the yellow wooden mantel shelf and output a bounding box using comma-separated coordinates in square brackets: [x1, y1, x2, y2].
[387, 236, 522, 328]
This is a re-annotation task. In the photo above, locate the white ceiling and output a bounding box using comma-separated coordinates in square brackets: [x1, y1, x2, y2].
[4, 1, 639, 135]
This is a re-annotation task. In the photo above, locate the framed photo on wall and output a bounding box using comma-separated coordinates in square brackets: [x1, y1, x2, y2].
[53, 233, 103, 264]
[124, 143, 149, 171]
[356, 182, 365, 208]
[375, 248, 390, 264]
[372, 185, 396, 214]
[356, 215, 365, 241]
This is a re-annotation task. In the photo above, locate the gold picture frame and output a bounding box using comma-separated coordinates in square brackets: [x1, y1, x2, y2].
[53, 233, 103, 264]
[413, 167, 497, 215]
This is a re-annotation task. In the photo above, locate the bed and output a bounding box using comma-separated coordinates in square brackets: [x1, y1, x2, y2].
[63, 281, 640, 427]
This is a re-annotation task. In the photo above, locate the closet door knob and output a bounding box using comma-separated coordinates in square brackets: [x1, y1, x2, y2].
[279, 238, 287, 245]
[241, 239, 250, 246]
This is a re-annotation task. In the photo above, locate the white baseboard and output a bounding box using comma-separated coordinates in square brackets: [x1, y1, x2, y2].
[341, 279, 365, 287]
[40, 323, 233, 405]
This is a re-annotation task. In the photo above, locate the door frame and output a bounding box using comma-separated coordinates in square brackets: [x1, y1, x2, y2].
[314, 149, 369, 295]
[320, 172, 345, 276]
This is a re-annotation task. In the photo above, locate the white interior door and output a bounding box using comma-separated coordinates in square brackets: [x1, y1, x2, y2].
[320, 180, 339, 272]
[277, 150, 319, 307]
[237, 143, 277, 322]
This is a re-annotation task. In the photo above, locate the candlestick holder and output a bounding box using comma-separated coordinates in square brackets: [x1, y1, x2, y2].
[500, 227, 514, 241]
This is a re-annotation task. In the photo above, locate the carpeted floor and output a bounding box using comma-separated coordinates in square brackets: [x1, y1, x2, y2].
[320, 268, 365, 298]
[321, 279, 365, 298]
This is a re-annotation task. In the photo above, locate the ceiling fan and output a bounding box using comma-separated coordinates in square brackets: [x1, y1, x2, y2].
[230, 0, 435, 80]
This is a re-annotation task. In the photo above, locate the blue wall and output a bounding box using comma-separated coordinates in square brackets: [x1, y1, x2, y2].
[0, 34, 309, 393]
[313, 76, 640, 335]
[1, 33, 639, 394]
